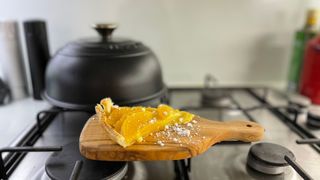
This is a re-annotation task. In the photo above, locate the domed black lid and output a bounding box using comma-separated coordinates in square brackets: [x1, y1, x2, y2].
[58, 23, 150, 57]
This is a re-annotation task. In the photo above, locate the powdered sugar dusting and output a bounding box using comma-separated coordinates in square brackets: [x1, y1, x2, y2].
[151, 119, 201, 147]
[179, 129, 190, 136]
[173, 126, 190, 137]
[157, 140, 164, 146]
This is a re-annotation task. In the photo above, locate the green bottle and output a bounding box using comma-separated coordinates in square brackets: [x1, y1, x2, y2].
[288, 9, 318, 92]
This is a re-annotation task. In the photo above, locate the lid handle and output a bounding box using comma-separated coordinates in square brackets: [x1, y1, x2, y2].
[92, 23, 117, 40]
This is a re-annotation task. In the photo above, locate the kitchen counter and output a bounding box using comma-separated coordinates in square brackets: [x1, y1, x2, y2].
[0, 98, 50, 146]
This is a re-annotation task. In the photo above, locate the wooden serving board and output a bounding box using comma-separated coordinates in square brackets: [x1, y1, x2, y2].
[79, 115, 264, 161]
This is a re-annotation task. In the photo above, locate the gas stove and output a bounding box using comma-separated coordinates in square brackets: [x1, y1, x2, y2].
[1, 87, 320, 180]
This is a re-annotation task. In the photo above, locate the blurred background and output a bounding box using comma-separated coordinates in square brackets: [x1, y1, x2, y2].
[0, 0, 318, 91]
[2, 1, 320, 179]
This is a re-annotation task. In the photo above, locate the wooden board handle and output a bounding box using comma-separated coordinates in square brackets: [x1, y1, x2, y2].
[195, 116, 265, 143]
[206, 119, 264, 142]
[223, 120, 264, 142]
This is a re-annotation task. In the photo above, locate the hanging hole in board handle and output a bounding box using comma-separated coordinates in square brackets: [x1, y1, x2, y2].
[92, 23, 118, 41]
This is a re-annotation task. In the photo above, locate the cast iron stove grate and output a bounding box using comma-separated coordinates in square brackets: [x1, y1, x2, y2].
[45, 142, 128, 180]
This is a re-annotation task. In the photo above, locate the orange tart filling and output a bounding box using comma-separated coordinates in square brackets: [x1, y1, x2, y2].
[95, 98, 194, 147]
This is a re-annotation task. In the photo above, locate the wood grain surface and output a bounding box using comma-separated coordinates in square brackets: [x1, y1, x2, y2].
[79, 115, 264, 161]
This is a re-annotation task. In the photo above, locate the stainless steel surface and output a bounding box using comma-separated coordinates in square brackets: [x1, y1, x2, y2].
[8, 88, 320, 179]
[190, 145, 298, 180]
[0, 98, 49, 146]
[170, 88, 320, 179]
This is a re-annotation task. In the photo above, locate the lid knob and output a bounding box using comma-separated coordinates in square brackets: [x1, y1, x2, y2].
[92, 23, 117, 40]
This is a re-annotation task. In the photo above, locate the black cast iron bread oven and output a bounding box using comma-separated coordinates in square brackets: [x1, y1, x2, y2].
[44, 24, 167, 110]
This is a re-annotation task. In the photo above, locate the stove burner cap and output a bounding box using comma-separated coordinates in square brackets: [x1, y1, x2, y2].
[201, 89, 232, 107]
[307, 113, 320, 128]
[247, 142, 295, 175]
[45, 142, 127, 180]
[307, 106, 320, 128]
[288, 94, 311, 108]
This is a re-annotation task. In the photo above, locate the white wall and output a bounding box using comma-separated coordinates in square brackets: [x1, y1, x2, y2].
[0, 0, 313, 88]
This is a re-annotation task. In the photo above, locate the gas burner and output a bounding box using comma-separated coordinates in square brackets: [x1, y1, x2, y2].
[287, 94, 310, 114]
[307, 113, 320, 128]
[247, 143, 295, 175]
[307, 105, 320, 128]
[201, 89, 234, 108]
[45, 142, 128, 180]
[287, 94, 311, 109]
[201, 74, 234, 108]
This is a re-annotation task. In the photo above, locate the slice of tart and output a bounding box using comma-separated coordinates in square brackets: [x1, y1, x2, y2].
[95, 98, 194, 147]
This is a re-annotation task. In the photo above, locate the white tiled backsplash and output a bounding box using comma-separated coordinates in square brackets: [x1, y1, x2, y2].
[0, 0, 317, 89]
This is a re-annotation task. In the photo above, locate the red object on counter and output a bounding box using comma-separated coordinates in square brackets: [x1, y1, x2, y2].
[299, 35, 320, 104]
